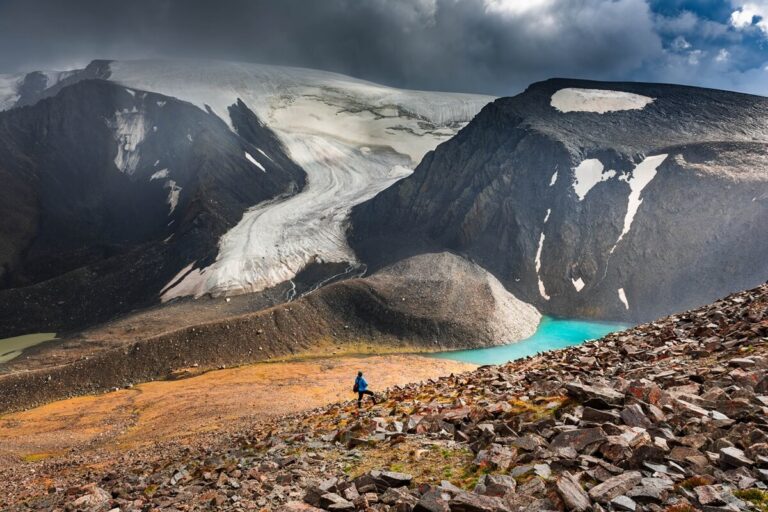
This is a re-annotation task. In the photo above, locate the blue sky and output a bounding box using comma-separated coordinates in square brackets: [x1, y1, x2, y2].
[0, 0, 767, 96]
[640, 0, 768, 93]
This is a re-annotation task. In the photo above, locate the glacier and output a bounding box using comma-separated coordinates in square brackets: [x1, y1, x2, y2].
[97, 60, 492, 299]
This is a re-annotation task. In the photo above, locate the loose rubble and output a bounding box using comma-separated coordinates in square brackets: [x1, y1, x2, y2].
[3, 284, 768, 512]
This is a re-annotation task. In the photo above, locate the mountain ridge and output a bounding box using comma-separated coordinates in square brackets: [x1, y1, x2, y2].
[350, 77, 768, 322]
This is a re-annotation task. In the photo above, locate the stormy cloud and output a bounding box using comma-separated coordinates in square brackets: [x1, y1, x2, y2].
[0, 0, 766, 96]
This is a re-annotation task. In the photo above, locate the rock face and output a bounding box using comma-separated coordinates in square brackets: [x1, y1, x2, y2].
[351, 78, 768, 322]
[4, 282, 766, 511]
[0, 79, 305, 336]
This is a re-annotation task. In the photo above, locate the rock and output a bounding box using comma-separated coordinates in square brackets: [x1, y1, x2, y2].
[518, 476, 546, 496]
[10, 283, 768, 512]
[588, 471, 643, 503]
[675, 399, 712, 418]
[169, 469, 188, 486]
[474, 444, 516, 471]
[555, 472, 591, 512]
[729, 358, 757, 368]
[719, 447, 754, 468]
[534, 464, 551, 479]
[582, 407, 621, 423]
[69, 484, 112, 512]
[610, 495, 637, 511]
[694, 485, 727, 506]
[550, 428, 607, 452]
[439, 481, 466, 496]
[414, 489, 450, 512]
[620, 404, 653, 428]
[381, 487, 418, 506]
[342, 484, 360, 501]
[511, 434, 548, 451]
[474, 474, 516, 497]
[304, 487, 325, 507]
[380, 471, 413, 488]
[320, 492, 354, 510]
[626, 380, 664, 406]
[285, 502, 325, 511]
[352, 495, 370, 510]
[599, 436, 632, 464]
[565, 383, 625, 407]
[627, 477, 673, 503]
[448, 491, 506, 512]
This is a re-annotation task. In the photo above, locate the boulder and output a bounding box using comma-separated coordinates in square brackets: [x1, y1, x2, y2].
[588, 471, 643, 503]
[555, 472, 591, 512]
[610, 495, 637, 511]
[565, 383, 625, 407]
[550, 428, 607, 452]
[448, 491, 507, 512]
[474, 474, 516, 497]
[381, 471, 414, 488]
[719, 447, 754, 468]
[413, 489, 450, 512]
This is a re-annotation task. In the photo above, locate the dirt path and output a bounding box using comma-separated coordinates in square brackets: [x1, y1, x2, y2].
[0, 354, 474, 465]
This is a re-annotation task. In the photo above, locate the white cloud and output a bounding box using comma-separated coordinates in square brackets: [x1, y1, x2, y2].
[730, 1, 768, 34]
[484, 0, 555, 16]
[730, 7, 756, 28]
[715, 48, 731, 62]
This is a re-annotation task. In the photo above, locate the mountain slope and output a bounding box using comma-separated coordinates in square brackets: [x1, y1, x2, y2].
[351, 78, 768, 322]
[0, 59, 493, 336]
[3, 283, 766, 510]
[0, 79, 304, 336]
[0, 252, 540, 412]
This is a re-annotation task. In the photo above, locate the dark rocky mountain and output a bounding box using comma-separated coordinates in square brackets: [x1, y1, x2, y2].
[350, 78, 768, 322]
[0, 79, 304, 337]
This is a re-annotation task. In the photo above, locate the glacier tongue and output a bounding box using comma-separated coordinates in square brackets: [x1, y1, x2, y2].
[165, 135, 414, 299]
[136, 59, 493, 299]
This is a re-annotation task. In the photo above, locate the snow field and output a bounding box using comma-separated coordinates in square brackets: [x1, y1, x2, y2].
[572, 159, 616, 201]
[551, 88, 654, 114]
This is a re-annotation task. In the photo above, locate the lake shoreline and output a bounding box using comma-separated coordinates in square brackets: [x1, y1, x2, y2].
[430, 316, 630, 365]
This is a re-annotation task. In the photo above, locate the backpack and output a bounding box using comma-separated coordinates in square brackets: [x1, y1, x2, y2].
[353, 378, 359, 393]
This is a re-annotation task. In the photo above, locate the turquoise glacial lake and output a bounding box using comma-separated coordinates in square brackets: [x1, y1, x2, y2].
[431, 316, 630, 365]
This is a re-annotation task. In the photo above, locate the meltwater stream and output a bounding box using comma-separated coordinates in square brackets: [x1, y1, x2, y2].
[431, 317, 630, 365]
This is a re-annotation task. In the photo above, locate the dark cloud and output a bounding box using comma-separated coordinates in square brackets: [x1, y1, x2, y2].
[0, 0, 765, 96]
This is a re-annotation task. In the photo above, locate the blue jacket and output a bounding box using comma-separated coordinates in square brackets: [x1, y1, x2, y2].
[355, 376, 368, 392]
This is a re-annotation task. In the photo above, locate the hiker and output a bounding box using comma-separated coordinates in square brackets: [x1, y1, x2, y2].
[353, 371, 376, 407]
